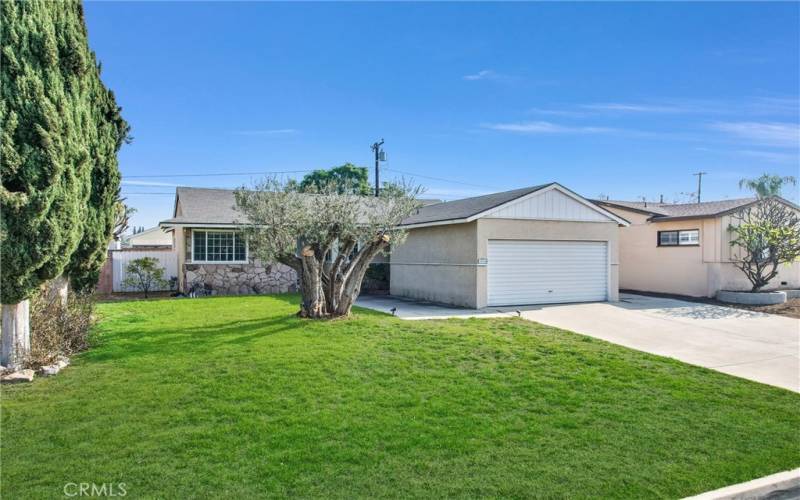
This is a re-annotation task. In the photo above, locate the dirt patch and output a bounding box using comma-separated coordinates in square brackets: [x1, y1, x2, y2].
[622, 289, 800, 319]
[728, 298, 800, 319]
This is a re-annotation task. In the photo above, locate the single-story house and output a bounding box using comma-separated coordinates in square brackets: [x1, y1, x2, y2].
[594, 197, 800, 297]
[159, 184, 628, 307]
[390, 183, 629, 308]
[160, 187, 300, 295]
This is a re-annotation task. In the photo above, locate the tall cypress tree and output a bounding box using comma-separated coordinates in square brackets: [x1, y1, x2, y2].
[1, 0, 124, 367]
[67, 75, 129, 293]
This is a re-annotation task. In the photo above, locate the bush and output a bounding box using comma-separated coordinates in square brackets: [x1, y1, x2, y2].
[27, 292, 96, 369]
[365, 262, 389, 283]
[122, 257, 168, 298]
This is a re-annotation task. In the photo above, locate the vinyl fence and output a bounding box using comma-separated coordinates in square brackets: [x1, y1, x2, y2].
[112, 249, 178, 292]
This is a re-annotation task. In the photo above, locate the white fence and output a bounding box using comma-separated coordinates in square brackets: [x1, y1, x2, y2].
[112, 250, 178, 292]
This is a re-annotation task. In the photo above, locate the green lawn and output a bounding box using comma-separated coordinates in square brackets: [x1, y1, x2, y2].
[2, 295, 799, 498]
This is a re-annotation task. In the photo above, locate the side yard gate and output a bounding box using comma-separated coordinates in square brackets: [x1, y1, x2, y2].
[110, 249, 178, 293]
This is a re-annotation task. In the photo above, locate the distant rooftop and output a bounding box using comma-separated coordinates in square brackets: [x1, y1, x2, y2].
[593, 197, 778, 220]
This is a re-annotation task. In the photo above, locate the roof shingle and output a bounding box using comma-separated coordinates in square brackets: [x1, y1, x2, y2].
[400, 184, 551, 226]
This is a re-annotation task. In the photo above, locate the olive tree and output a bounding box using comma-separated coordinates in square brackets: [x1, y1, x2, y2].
[235, 179, 421, 318]
[728, 198, 800, 291]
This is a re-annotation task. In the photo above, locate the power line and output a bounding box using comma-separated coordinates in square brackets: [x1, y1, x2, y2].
[123, 169, 313, 179]
[383, 167, 501, 190]
[121, 166, 502, 193]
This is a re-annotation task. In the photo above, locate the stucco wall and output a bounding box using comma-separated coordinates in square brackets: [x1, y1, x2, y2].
[476, 219, 620, 308]
[175, 229, 185, 290]
[604, 206, 800, 297]
[608, 207, 710, 296]
[391, 218, 621, 308]
[390, 222, 479, 308]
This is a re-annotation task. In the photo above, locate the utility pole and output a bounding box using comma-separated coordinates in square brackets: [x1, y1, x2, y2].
[371, 139, 385, 197]
[693, 171, 707, 203]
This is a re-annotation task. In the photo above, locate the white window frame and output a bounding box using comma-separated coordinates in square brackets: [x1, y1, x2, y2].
[679, 229, 699, 245]
[191, 229, 248, 264]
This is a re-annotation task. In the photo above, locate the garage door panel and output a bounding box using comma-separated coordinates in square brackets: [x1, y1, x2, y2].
[487, 240, 607, 306]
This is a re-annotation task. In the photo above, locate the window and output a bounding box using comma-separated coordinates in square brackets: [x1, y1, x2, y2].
[679, 230, 699, 245]
[192, 230, 247, 262]
[659, 231, 678, 246]
[658, 229, 699, 247]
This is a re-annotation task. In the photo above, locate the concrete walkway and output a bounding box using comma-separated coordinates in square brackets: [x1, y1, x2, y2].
[356, 293, 799, 392]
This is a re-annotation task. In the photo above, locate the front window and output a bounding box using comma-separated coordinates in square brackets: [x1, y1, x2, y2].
[192, 230, 247, 262]
[658, 229, 699, 247]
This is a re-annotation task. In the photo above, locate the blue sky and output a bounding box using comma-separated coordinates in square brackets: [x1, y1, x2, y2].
[83, 1, 800, 229]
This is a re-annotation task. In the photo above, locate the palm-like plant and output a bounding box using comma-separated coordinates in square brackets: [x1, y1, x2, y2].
[739, 174, 797, 198]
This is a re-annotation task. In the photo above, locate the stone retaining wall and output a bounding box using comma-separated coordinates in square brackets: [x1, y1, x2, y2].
[184, 261, 298, 295]
[716, 290, 787, 305]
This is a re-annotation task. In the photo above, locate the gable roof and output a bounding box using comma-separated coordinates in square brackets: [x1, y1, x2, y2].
[162, 187, 244, 226]
[400, 183, 629, 227]
[596, 196, 799, 222]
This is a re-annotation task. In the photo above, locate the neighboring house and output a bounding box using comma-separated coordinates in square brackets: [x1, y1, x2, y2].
[391, 183, 629, 308]
[121, 226, 173, 248]
[595, 197, 800, 297]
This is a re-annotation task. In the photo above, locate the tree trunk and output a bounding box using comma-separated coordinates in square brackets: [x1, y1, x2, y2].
[326, 239, 356, 315]
[1, 300, 31, 370]
[45, 274, 69, 307]
[333, 239, 388, 317]
[298, 247, 327, 318]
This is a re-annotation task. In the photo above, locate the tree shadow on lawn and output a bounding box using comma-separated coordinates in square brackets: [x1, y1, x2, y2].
[85, 315, 302, 364]
[265, 292, 392, 318]
[85, 295, 392, 365]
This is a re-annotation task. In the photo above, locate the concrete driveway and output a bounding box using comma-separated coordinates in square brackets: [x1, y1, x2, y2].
[356, 294, 799, 392]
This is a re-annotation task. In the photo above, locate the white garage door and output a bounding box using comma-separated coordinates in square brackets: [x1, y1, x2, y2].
[487, 240, 608, 306]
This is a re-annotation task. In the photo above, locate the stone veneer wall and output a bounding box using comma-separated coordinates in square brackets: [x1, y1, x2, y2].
[184, 260, 298, 295]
